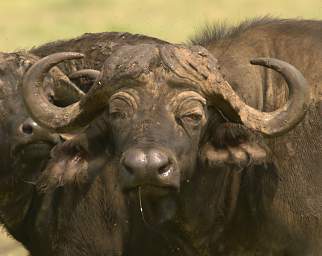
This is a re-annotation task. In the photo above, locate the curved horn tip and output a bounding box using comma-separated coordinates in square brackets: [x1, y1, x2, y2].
[57, 52, 85, 58]
[250, 57, 279, 66]
[43, 52, 85, 63]
[69, 69, 100, 80]
[71, 52, 84, 59]
[25, 52, 85, 74]
[250, 57, 288, 72]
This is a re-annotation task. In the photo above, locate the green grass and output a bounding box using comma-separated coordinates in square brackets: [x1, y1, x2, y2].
[1, 0, 322, 255]
[1, 0, 322, 51]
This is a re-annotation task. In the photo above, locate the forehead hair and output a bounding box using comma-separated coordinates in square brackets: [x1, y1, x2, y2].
[99, 43, 221, 91]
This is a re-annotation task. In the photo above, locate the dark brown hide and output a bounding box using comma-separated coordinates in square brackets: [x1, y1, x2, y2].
[0, 51, 87, 252]
[191, 17, 322, 255]
[0, 52, 65, 245]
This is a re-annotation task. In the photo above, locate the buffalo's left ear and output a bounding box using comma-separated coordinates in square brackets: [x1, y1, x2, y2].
[200, 122, 270, 169]
[36, 134, 91, 193]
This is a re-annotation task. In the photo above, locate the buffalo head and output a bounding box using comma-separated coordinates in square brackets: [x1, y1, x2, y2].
[22, 44, 309, 194]
[0, 51, 82, 184]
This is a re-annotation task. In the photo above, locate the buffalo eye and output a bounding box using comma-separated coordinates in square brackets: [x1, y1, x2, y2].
[176, 99, 206, 129]
[180, 112, 203, 127]
[109, 110, 127, 120]
[109, 92, 136, 121]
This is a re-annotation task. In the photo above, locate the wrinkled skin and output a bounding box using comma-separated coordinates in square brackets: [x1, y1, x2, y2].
[0, 18, 321, 256]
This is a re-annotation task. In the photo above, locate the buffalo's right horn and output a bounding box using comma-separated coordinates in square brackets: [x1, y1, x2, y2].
[23, 52, 106, 133]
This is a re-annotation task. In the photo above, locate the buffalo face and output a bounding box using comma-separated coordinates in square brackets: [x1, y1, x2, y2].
[107, 79, 207, 192]
[0, 53, 62, 178]
[0, 97, 63, 181]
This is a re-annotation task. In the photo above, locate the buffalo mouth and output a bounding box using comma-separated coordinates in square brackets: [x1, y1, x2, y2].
[12, 141, 56, 159]
[127, 185, 179, 226]
[125, 184, 178, 196]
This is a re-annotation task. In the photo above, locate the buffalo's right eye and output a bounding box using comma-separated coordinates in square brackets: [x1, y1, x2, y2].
[109, 91, 137, 122]
[110, 111, 127, 120]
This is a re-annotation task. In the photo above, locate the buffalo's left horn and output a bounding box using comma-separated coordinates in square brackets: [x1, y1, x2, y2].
[205, 58, 310, 136]
[23, 52, 106, 133]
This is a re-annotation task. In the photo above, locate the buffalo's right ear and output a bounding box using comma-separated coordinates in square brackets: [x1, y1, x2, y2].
[69, 69, 100, 93]
[200, 122, 270, 169]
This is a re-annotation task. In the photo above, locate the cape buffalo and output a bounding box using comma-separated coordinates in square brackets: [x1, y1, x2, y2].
[0, 51, 85, 246]
[1, 18, 322, 256]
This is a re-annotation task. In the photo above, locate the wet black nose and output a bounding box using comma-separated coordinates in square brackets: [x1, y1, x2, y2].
[123, 148, 171, 175]
[121, 148, 180, 189]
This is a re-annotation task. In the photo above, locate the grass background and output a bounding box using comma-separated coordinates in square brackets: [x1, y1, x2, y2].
[1, 0, 322, 255]
[2, 0, 322, 51]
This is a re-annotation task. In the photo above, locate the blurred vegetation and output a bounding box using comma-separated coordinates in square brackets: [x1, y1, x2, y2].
[1, 0, 322, 255]
[0, 229, 26, 256]
[1, 0, 322, 51]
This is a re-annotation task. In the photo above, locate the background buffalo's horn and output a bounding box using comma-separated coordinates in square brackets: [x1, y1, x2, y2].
[207, 58, 310, 137]
[69, 69, 100, 81]
[50, 67, 85, 102]
[23, 52, 107, 133]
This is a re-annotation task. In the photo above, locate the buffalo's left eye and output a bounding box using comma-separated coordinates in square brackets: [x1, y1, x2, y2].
[109, 100, 133, 121]
[109, 92, 137, 122]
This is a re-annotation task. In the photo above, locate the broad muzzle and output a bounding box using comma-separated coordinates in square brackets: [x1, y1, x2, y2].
[120, 147, 180, 191]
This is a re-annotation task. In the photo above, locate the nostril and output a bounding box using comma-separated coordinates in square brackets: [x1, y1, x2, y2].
[21, 123, 33, 135]
[121, 148, 147, 176]
[158, 162, 172, 175]
[58, 135, 65, 142]
[124, 164, 135, 175]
